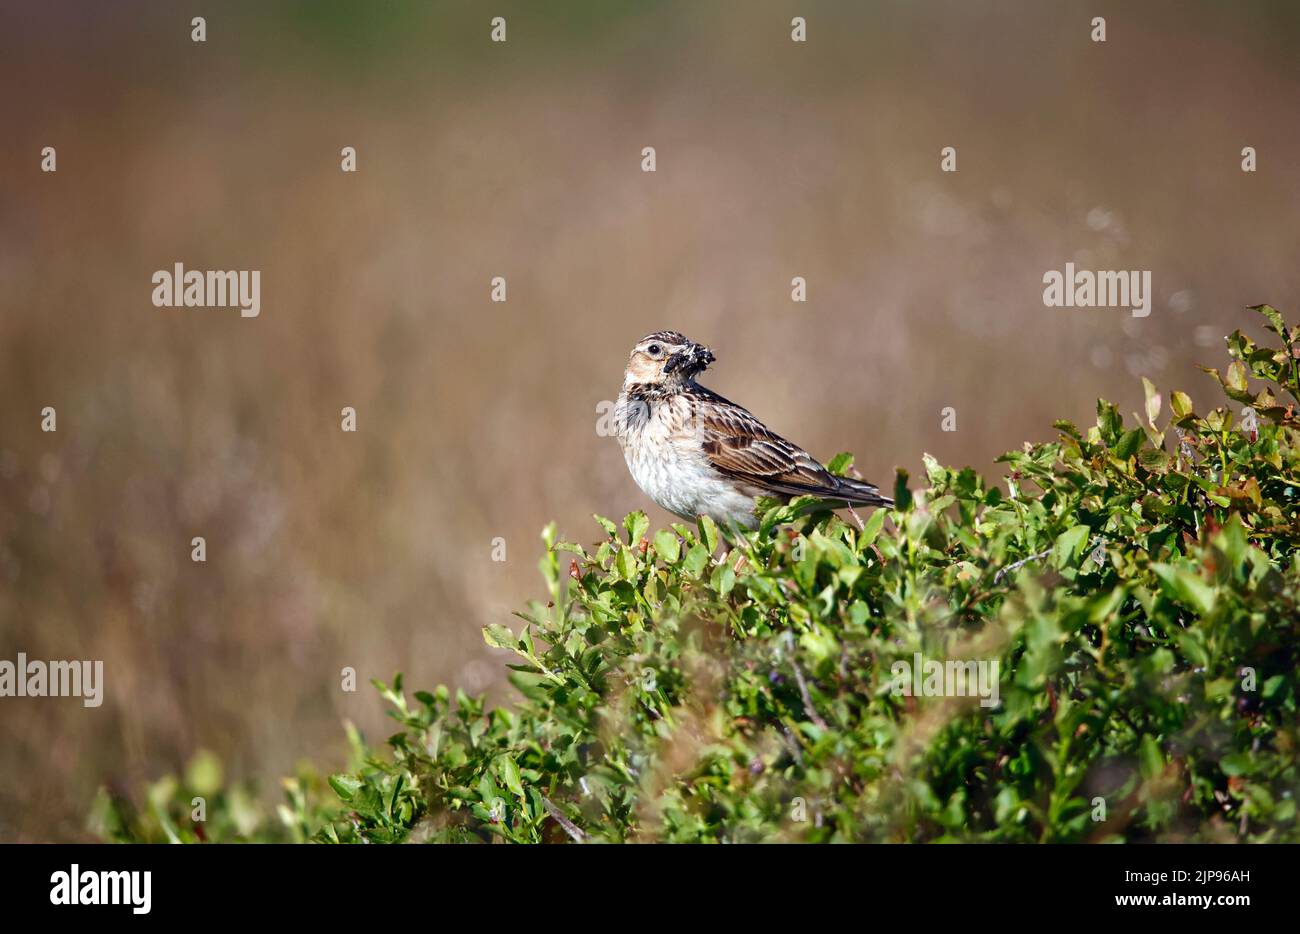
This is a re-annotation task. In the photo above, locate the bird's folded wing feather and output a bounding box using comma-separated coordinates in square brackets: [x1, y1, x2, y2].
[690, 389, 887, 504]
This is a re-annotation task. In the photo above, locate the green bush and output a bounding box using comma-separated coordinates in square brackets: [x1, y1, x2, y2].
[98, 306, 1300, 842]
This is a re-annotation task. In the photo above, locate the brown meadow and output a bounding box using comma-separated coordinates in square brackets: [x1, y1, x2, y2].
[1, 1, 1297, 839]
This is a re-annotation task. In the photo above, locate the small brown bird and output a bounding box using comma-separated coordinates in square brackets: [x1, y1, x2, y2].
[613, 331, 891, 529]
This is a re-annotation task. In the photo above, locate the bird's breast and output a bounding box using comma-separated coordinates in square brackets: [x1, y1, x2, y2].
[615, 393, 755, 525]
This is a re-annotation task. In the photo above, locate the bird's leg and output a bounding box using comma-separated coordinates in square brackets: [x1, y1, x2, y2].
[844, 468, 868, 530]
[725, 520, 750, 573]
[710, 517, 749, 571]
[703, 514, 730, 566]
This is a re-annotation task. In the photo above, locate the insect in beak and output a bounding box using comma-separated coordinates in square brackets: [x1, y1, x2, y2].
[665, 343, 714, 376]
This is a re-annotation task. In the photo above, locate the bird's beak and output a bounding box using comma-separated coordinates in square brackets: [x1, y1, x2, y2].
[665, 342, 715, 377]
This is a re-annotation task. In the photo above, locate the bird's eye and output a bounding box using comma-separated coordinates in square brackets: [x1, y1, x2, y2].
[647, 344, 662, 356]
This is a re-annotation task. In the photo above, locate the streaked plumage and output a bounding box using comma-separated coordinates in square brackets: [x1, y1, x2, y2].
[614, 331, 891, 529]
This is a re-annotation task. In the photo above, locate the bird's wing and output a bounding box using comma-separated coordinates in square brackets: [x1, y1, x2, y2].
[687, 386, 892, 506]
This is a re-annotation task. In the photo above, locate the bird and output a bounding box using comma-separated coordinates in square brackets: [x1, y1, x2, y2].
[613, 330, 892, 530]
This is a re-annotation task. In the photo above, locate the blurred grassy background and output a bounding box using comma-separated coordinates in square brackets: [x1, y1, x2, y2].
[1, 0, 1297, 840]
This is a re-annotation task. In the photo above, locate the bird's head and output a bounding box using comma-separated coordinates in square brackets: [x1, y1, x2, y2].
[624, 331, 715, 388]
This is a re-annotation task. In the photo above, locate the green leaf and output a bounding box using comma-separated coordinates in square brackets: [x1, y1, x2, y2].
[1151, 563, 1217, 617]
[614, 544, 638, 581]
[922, 452, 948, 489]
[758, 498, 793, 536]
[1225, 361, 1249, 394]
[697, 514, 719, 553]
[593, 514, 618, 538]
[825, 452, 854, 475]
[858, 507, 887, 550]
[1142, 378, 1162, 427]
[328, 774, 363, 802]
[1220, 753, 1252, 777]
[1053, 524, 1091, 569]
[653, 529, 681, 564]
[710, 563, 735, 597]
[1250, 303, 1287, 338]
[1139, 735, 1164, 780]
[1214, 516, 1249, 571]
[1054, 419, 1082, 440]
[483, 624, 517, 650]
[682, 543, 710, 576]
[624, 511, 649, 547]
[1096, 399, 1122, 444]
[892, 468, 913, 512]
[184, 750, 223, 797]
[498, 757, 525, 798]
[1114, 427, 1145, 460]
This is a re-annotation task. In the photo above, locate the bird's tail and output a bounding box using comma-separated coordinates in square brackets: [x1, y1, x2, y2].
[828, 475, 893, 508]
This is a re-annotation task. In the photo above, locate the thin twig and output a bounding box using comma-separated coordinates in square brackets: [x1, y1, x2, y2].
[541, 795, 586, 843]
[791, 659, 830, 731]
[844, 502, 865, 530]
[994, 547, 1054, 584]
[1240, 736, 1261, 838]
[780, 726, 805, 766]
